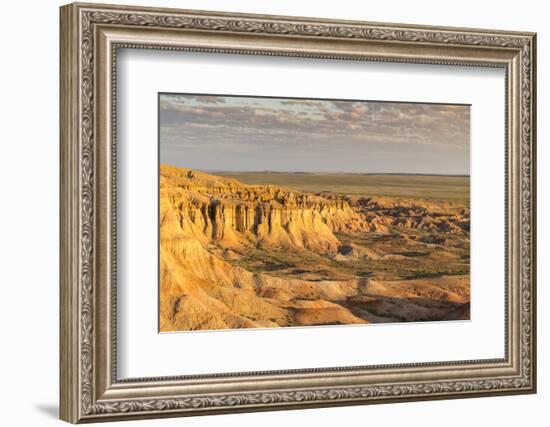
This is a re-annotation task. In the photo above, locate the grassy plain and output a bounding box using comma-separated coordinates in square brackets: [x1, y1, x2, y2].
[216, 172, 470, 203]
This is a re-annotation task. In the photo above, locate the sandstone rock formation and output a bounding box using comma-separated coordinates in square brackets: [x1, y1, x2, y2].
[159, 165, 470, 332]
[160, 165, 370, 253]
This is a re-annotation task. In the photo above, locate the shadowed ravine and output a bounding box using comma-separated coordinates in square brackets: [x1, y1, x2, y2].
[159, 164, 470, 332]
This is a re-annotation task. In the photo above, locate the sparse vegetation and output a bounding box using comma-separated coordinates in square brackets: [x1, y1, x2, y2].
[160, 165, 470, 332]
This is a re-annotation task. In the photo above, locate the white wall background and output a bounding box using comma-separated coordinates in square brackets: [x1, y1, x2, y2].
[0, 0, 545, 425]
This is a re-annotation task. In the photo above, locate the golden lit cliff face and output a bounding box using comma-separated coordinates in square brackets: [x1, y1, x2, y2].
[159, 164, 367, 253]
[159, 164, 470, 332]
[159, 165, 370, 331]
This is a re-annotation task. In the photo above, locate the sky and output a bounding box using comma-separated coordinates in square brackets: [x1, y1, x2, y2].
[159, 93, 470, 175]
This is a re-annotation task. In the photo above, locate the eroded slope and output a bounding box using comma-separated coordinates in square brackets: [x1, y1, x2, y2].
[160, 165, 470, 332]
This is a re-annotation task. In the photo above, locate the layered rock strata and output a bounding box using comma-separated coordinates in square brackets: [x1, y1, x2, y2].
[159, 165, 470, 332]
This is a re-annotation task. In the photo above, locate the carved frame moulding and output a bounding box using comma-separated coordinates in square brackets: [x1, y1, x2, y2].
[60, 2, 536, 423]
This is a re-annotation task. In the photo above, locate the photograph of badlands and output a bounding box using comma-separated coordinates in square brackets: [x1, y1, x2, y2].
[159, 94, 470, 332]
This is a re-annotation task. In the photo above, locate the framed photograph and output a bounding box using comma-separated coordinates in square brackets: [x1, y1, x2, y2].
[60, 2, 537, 423]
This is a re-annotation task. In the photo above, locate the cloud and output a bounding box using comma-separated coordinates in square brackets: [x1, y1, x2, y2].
[191, 95, 226, 104]
[159, 94, 470, 174]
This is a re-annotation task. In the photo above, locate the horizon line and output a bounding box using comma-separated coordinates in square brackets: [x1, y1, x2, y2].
[160, 163, 470, 177]
[213, 171, 471, 177]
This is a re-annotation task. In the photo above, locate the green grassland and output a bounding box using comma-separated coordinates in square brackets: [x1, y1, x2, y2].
[216, 172, 470, 203]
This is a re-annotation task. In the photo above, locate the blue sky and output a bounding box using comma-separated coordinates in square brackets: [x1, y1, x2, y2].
[159, 94, 470, 174]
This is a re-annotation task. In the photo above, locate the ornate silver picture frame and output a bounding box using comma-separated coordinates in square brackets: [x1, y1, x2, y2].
[60, 2, 536, 423]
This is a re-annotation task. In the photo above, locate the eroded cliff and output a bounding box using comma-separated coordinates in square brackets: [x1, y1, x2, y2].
[159, 165, 470, 332]
[160, 164, 369, 253]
